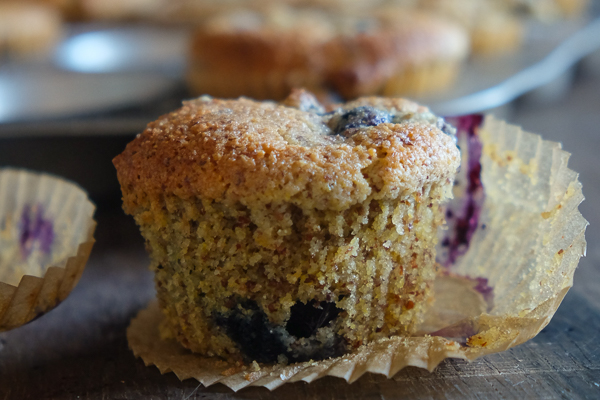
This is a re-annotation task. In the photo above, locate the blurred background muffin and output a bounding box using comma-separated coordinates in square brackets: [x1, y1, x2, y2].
[186, 6, 335, 100]
[187, 4, 469, 100]
[0, 2, 64, 59]
[324, 6, 469, 98]
[387, 0, 525, 55]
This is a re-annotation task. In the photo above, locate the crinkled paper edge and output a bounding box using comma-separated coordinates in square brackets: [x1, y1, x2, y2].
[127, 116, 587, 391]
[0, 168, 96, 332]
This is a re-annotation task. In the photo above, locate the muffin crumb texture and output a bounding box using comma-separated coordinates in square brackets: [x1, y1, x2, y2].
[114, 90, 460, 363]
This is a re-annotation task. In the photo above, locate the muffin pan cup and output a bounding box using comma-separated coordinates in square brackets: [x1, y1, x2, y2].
[0, 168, 96, 332]
[127, 116, 586, 390]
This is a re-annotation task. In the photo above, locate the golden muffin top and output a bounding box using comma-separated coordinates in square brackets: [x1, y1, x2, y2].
[114, 90, 460, 212]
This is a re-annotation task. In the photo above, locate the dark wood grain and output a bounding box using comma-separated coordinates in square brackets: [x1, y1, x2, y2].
[0, 257, 598, 400]
[1, 71, 599, 400]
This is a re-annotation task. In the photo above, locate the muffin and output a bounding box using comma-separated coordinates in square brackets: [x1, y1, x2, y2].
[114, 90, 460, 363]
[0, 2, 63, 59]
[187, 5, 469, 100]
[403, 0, 524, 55]
[187, 6, 333, 101]
[324, 7, 470, 98]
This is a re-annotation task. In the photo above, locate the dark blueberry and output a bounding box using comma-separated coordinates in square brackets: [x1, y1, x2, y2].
[214, 300, 288, 363]
[285, 300, 342, 338]
[332, 106, 391, 136]
[215, 298, 346, 363]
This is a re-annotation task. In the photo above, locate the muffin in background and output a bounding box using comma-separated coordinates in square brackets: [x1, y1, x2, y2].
[187, 6, 333, 100]
[414, 0, 524, 55]
[114, 90, 460, 363]
[325, 6, 470, 98]
[0, 2, 63, 59]
[187, 5, 469, 100]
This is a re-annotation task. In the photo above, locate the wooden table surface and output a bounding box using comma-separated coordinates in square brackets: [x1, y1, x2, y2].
[1, 72, 599, 400]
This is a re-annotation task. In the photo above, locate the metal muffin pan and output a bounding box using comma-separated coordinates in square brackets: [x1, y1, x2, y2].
[0, 13, 599, 129]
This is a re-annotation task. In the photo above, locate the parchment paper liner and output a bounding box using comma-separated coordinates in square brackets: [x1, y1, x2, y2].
[0, 168, 96, 332]
[127, 116, 587, 391]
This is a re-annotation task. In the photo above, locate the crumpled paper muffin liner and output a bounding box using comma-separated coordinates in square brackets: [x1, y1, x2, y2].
[127, 115, 587, 391]
[0, 168, 96, 332]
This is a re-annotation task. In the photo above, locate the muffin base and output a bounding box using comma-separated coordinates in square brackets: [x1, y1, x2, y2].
[140, 185, 449, 363]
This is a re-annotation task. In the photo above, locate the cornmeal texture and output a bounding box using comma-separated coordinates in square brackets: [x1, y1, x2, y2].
[114, 90, 460, 363]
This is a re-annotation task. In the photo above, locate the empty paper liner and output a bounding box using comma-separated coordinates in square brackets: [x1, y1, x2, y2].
[0, 168, 96, 332]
